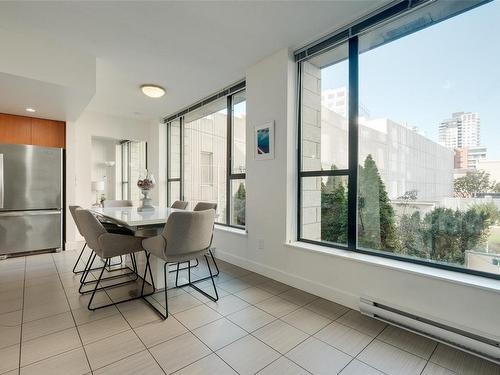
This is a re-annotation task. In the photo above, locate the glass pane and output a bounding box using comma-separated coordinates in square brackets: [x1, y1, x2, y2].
[230, 179, 246, 227]
[232, 91, 246, 174]
[169, 119, 181, 179]
[301, 42, 348, 172]
[168, 181, 180, 207]
[300, 176, 348, 246]
[129, 141, 147, 203]
[358, 1, 500, 275]
[120, 142, 129, 200]
[183, 97, 227, 223]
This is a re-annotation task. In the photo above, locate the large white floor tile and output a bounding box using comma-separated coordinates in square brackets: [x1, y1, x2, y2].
[216, 335, 280, 375]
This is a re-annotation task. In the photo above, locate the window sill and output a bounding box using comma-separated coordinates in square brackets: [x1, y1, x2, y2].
[285, 241, 500, 294]
[215, 224, 247, 236]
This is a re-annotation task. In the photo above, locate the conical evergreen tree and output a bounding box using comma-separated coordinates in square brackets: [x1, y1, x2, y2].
[321, 165, 348, 244]
[358, 155, 400, 251]
[233, 182, 246, 226]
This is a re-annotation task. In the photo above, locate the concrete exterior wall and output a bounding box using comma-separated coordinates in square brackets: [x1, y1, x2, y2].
[169, 110, 245, 222]
[300, 61, 322, 241]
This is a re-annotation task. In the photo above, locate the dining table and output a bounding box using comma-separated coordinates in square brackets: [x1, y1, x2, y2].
[90, 205, 180, 289]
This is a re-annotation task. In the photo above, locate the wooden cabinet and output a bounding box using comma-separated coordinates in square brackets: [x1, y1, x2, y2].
[31, 118, 65, 148]
[0, 113, 65, 149]
[0, 114, 32, 145]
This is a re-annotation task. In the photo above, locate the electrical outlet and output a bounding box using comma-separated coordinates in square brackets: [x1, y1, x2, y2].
[258, 239, 265, 250]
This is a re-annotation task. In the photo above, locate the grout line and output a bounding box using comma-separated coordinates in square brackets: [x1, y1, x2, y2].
[15, 254, 446, 375]
[17, 256, 26, 375]
[50, 253, 94, 375]
[99, 269, 169, 374]
[420, 343, 441, 375]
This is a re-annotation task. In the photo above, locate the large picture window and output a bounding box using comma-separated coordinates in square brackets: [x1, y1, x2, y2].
[167, 86, 246, 228]
[297, 0, 500, 279]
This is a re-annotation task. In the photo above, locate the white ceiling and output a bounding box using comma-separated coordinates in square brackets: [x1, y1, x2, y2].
[0, 1, 388, 122]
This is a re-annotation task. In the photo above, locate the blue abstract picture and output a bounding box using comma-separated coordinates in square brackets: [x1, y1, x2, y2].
[257, 128, 270, 154]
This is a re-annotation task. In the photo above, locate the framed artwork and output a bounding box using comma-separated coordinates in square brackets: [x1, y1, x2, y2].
[254, 121, 274, 160]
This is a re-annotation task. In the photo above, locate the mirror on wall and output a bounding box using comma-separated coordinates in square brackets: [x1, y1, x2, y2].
[91, 136, 147, 206]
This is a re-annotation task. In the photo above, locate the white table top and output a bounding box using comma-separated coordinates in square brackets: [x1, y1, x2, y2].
[91, 206, 178, 227]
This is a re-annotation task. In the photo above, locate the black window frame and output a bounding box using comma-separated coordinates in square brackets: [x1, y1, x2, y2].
[166, 82, 247, 229]
[296, 0, 500, 280]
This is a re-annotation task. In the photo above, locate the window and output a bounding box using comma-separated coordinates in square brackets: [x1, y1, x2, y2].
[297, 0, 500, 279]
[200, 152, 214, 185]
[299, 42, 349, 245]
[166, 86, 246, 228]
[120, 140, 147, 201]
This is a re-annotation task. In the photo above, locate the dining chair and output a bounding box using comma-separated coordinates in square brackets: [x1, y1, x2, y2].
[141, 209, 218, 319]
[191, 202, 220, 280]
[70, 205, 132, 274]
[171, 200, 188, 209]
[102, 199, 133, 207]
[167, 201, 220, 279]
[75, 208, 154, 310]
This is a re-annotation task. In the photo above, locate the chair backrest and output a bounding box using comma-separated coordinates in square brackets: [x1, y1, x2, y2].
[193, 202, 217, 212]
[171, 200, 188, 210]
[69, 205, 83, 235]
[163, 209, 215, 257]
[103, 200, 133, 208]
[75, 209, 107, 254]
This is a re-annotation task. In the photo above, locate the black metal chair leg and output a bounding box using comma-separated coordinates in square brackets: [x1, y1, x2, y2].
[79, 252, 140, 295]
[79, 251, 97, 287]
[175, 262, 180, 287]
[72, 243, 87, 274]
[209, 249, 220, 276]
[88, 255, 155, 312]
[168, 258, 199, 273]
[164, 262, 169, 318]
[188, 255, 219, 302]
[205, 254, 219, 300]
[88, 258, 108, 310]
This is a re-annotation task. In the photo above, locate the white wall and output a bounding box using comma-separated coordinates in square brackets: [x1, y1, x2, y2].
[65, 110, 164, 247]
[212, 48, 500, 343]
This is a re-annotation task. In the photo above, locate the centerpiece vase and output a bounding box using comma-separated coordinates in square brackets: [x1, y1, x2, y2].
[137, 171, 156, 212]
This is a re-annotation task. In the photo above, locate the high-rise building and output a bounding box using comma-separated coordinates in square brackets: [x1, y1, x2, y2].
[440, 112, 486, 169]
[439, 112, 480, 148]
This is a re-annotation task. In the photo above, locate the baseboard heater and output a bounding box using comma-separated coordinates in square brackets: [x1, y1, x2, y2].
[359, 298, 500, 364]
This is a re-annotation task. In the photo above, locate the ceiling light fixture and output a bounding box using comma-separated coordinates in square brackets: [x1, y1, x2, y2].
[141, 84, 165, 98]
[25, 108, 36, 113]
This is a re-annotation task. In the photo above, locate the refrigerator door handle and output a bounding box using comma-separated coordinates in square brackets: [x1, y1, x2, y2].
[0, 154, 3, 209]
[0, 210, 61, 217]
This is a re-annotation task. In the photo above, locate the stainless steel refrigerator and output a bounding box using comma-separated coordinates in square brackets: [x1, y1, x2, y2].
[0, 143, 63, 256]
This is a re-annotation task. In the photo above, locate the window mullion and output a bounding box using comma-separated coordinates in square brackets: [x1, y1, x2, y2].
[347, 36, 359, 251]
[226, 95, 232, 225]
[180, 117, 184, 201]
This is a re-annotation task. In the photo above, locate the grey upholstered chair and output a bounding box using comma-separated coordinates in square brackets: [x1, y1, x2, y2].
[69, 205, 88, 274]
[75, 208, 149, 310]
[141, 209, 217, 319]
[171, 200, 188, 210]
[103, 199, 133, 207]
[70, 205, 131, 274]
[191, 202, 219, 278]
[193, 202, 217, 212]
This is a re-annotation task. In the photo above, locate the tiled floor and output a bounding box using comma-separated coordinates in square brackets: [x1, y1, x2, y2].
[0, 249, 499, 375]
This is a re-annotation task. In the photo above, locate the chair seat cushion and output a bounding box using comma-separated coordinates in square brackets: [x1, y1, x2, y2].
[164, 249, 210, 263]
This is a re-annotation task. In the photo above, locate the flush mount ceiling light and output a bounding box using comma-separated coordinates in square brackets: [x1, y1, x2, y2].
[25, 107, 36, 113]
[141, 84, 165, 98]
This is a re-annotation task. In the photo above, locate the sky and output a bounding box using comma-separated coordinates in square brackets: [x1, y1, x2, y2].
[321, 0, 500, 159]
